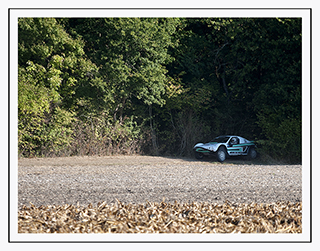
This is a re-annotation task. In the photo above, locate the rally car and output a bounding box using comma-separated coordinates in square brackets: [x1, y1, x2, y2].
[193, 135, 257, 162]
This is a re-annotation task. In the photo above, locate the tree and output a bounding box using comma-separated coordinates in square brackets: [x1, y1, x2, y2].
[17, 17, 302, 162]
[251, 18, 302, 162]
[62, 18, 181, 154]
[64, 18, 179, 121]
[157, 18, 302, 161]
[18, 18, 98, 156]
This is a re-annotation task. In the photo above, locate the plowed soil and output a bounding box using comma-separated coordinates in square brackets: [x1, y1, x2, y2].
[18, 155, 302, 209]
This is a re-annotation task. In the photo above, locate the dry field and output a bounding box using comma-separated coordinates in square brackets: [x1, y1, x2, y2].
[18, 200, 302, 233]
[18, 155, 302, 233]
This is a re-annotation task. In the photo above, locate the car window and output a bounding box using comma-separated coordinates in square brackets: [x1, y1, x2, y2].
[230, 137, 239, 145]
[212, 136, 230, 143]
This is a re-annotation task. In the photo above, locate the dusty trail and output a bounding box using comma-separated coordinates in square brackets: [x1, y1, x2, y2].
[18, 155, 302, 208]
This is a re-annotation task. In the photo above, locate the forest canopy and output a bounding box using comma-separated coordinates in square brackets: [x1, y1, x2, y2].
[18, 17, 302, 163]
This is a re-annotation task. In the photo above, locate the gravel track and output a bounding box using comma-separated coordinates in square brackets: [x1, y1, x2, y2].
[18, 155, 302, 209]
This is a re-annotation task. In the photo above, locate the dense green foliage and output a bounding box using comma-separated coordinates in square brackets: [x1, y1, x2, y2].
[18, 17, 302, 163]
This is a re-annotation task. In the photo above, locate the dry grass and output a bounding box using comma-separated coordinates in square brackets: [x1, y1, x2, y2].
[18, 200, 302, 233]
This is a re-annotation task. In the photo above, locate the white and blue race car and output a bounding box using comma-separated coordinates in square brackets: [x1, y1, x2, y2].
[193, 135, 257, 162]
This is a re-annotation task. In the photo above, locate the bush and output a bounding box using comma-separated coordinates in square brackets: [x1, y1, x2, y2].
[256, 117, 301, 164]
[66, 116, 149, 157]
[157, 110, 211, 157]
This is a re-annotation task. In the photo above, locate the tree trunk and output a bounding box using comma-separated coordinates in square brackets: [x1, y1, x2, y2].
[149, 105, 158, 155]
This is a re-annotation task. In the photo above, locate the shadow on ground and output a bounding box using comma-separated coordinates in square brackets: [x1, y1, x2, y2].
[159, 154, 299, 166]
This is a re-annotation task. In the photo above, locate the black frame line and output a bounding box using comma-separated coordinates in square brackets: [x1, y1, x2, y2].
[8, 7, 312, 10]
[8, 7, 312, 244]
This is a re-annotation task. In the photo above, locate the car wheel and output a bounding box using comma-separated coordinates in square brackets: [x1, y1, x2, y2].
[195, 151, 204, 160]
[248, 147, 257, 159]
[216, 147, 227, 162]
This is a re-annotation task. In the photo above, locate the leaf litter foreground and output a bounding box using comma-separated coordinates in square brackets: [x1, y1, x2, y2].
[18, 200, 302, 233]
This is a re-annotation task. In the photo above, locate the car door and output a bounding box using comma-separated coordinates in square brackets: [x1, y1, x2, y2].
[228, 137, 242, 155]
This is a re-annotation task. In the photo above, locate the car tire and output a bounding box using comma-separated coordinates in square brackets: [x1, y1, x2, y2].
[247, 147, 257, 159]
[195, 151, 204, 160]
[216, 147, 227, 162]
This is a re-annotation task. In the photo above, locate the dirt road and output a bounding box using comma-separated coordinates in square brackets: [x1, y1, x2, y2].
[18, 155, 302, 208]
